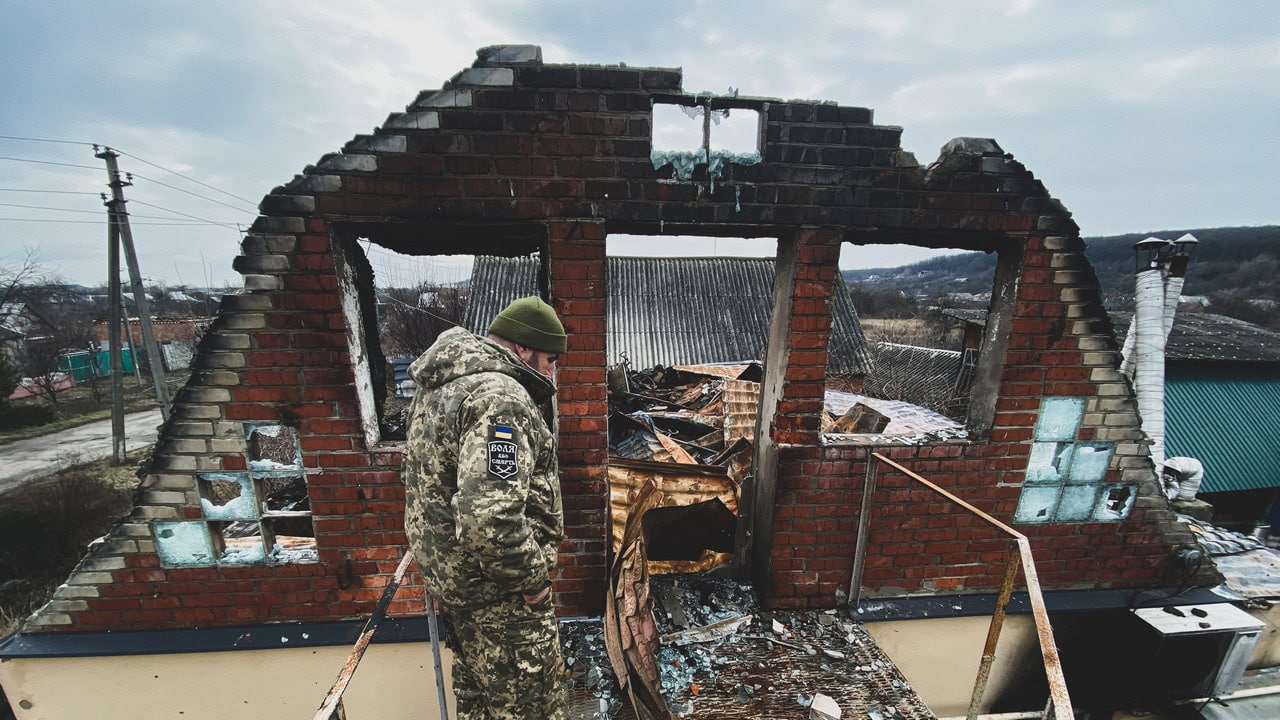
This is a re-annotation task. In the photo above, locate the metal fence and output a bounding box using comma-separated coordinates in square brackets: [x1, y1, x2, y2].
[312, 552, 450, 720]
[848, 452, 1074, 720]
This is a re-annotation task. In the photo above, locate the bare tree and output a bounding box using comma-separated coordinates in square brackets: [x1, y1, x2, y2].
[0, 248, 49, 308]
[379, 284, 468, 358]
[15, 317, 92, 414]
[1, 252, 97, 414]
[2, 249, 51, 404]
[0, 353, 18, 403]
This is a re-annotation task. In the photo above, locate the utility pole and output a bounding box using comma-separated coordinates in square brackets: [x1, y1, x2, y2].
[104, 191, 126, 463]
[97, 146, 172, 420]
[120, 290, 144, 386]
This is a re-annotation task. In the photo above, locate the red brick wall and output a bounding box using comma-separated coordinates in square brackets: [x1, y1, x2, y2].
[547, 219, 610, 613]
[24, 46, 1200, 633]
[763, 233, 1192, 608]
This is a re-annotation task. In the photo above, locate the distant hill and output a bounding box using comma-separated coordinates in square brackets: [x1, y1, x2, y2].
[843, 226, 1280, 309]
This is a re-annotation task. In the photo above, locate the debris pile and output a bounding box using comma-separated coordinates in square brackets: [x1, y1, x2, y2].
[562, 619, 627, 719]
[608, 362, 762, 574]
[609, 362, 762, 466]
[585, 571, 937, 718]
[637, 574, 935, 719]
[821, 389, 968, 445]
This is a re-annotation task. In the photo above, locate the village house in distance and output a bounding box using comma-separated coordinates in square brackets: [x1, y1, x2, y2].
[4, 45, 1273, 719]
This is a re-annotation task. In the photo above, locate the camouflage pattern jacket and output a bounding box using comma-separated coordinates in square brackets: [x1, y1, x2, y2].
[403, 327, 564, 608]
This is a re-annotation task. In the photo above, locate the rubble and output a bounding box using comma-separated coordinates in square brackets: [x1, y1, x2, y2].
[579, 360, 965, 716]
[591, 483, 937, 718]
[562, 619, 628, 719]
[809, 693, 842, 720]
[821, 389, 968, 445]
[632, 574, 936, 719]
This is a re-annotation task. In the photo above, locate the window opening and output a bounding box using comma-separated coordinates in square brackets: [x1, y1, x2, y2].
[825, 242, 986, 444]
[335, 234, 535, 443]
[650, 97, 761, 182]
[247, 424, 300, 471]
[1014, 397, 1131, 523]
[153, 422, 318, 566]
[605, 235, 776, 575]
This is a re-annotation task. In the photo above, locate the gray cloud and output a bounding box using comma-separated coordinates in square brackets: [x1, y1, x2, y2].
[1, 0, 1276, 285]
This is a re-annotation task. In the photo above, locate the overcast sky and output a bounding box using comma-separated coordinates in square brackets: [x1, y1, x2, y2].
[1, 1, 1276, 288]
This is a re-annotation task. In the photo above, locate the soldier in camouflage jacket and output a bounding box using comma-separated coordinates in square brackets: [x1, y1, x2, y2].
[403, 296, 568, 720]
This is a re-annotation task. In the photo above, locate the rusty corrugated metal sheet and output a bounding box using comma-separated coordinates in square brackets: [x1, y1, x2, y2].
[722, 379, 760, 445]
[608, 458, 738, 575]
[605, 482, 673, 720]
[671, 363, 749, 379]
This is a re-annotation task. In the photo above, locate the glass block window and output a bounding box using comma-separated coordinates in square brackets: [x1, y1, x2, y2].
[153, 423, 318, 566]
[1014, 398, 1133, 524]
[1033, 397, 1085, 442]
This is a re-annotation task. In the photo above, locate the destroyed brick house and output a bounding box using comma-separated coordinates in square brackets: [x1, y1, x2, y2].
[4, 45, 1272, 718]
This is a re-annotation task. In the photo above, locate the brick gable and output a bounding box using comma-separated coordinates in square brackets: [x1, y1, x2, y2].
[23, 45, 1211, 633]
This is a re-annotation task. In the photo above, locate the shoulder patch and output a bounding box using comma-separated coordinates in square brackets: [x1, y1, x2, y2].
[487, 424, 519, 479]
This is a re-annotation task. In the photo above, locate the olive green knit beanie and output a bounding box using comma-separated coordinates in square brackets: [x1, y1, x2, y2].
[488, 296, 567, 354]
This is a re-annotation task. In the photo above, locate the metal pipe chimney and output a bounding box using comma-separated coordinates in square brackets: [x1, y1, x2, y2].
[1132, 237, 1172, 467]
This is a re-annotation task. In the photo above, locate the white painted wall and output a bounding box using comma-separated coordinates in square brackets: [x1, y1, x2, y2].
[866, 615, 1041, 718]
[0, 642, 454, 720]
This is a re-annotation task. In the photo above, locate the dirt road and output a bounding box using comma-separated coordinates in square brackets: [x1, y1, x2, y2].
[0, 409, 164, 495]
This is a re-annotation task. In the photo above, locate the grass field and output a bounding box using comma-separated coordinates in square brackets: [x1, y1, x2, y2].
[0, 448, 149, 638]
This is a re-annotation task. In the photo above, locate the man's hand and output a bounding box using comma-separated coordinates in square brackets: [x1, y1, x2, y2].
[521, 585, 551, 605]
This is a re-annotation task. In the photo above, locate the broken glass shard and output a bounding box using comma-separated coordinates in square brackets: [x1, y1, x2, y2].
[1094, 484, 1136, 521]
[245, 423, 301, 471]
[154, 521, 214, 566]
[1014, 486, 1061, 524]
[1066, 442, 1113, 483]
[1025, 442, 1072, 484]
[198, 473, 257, 520]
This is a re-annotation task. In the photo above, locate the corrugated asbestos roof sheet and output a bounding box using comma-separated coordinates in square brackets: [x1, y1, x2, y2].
[941, 308, 988, 327]
[1166, 374, 1280, 493]
[461, 255, 539, 334]
[864, 341, 963, 407]
[1110, 311, 1280, 363]
[464, 255, 872, 374]
[947, 309, 1280, 363]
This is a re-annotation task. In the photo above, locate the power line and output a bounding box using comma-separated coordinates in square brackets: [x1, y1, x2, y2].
[0, 201, 240, 225]
[0, 201, 99, 214]
[375, 288, 462, 329]
[1, 136, 258, 212]
[113, 148, 258, 207]
[0, 187, 100, 195]
[0, 134, 96, 148]
[128, 171, 258, 215]
[366, 245, 475, 281]
[0, 216, 241, 226]
[129, 199, 243, 231]
[0, 155, 100, 171]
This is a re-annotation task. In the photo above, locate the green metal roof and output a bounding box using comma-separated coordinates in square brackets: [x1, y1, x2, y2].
[1166, 374, 1280, 493]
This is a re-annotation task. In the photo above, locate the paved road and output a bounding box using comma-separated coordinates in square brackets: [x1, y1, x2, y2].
[0, 409, 164, 495]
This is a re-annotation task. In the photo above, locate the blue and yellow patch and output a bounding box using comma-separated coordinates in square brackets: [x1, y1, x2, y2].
[487, 423, 519, 479]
